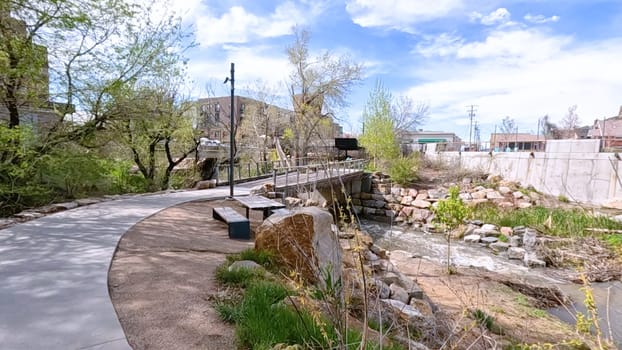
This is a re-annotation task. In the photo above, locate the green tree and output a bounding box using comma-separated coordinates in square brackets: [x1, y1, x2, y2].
[433, 186, 469, 274]
[105, 80, 199, 191]
[359, 81, 399, 170]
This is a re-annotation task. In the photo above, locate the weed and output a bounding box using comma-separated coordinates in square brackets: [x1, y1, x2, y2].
[498, 234, 509, 243]
[558, 195, 570, 203]
[471, 309, 495, 331]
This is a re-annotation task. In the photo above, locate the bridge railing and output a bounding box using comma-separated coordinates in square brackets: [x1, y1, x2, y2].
[214, 158, 365, 185]
[271, 159, 367, 196]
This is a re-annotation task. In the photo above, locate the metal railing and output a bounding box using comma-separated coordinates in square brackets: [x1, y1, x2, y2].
[271, 159, 367, 197]
[214, 158, 366, 185]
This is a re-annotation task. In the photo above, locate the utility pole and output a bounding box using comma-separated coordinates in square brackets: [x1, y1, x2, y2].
[224, 63, 235, 198]
[467, 105, 478, 151]
[474, 121, 480, 151]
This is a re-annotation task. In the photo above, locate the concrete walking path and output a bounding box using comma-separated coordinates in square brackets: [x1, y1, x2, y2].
[0, 187, 249, 350]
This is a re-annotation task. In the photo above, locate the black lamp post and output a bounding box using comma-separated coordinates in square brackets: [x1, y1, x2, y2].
[224, 63, 235, 198]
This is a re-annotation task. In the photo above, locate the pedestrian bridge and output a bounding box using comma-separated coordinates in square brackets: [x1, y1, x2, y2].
[232, 159, 367, 198]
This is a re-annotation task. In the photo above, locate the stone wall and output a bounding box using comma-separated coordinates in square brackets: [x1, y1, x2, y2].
[350, 172, 538, 225]
[426, 139, 622, 207]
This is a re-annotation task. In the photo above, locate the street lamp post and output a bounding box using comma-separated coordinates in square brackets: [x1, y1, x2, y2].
[224, 63, 235, 198]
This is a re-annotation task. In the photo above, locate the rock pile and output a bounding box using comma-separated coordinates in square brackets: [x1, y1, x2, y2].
[350, 173, 538, 225]
[462, 222, 547, 268]
[340, 230, 437, 349]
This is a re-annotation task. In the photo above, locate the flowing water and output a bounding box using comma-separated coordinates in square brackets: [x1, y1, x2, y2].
[360, 220, 622, 346]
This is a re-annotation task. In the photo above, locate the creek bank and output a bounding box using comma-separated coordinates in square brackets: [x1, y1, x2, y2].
[362, 220, 622, 347]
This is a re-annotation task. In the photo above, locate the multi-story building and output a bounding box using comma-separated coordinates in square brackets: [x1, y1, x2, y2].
[0, 11, 59, 128]
[193, 96, 293, 143]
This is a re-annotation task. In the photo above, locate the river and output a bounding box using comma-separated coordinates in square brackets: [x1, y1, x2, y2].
[360, 220, 622, 347]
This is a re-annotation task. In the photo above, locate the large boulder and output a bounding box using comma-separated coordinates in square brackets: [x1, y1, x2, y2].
[255, 207, 341, 286]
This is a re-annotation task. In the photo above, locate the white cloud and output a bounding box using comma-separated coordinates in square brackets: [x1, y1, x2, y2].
[195, 2, 323, 47]
[407, 29, 622, 140]
[524, 13, 560, 24]
[187, 45, 290, 97]
[417, 29, 571, 63]
[470, 8, 511, 26]
[345, 0, 463, 31]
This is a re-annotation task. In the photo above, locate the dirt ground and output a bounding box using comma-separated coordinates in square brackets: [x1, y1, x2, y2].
[108, 200, 263, 350]
[390, 250, 594, 348]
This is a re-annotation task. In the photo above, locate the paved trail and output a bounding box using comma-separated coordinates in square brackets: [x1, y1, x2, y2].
[0, 187, 248, 350]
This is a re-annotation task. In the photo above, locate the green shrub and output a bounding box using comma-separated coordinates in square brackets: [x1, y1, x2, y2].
[433, 186, 469, 229]
[388, 154, 419, 186]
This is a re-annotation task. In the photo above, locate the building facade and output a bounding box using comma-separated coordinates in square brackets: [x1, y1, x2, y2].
[0, 11, 59, 127]
[490, 133, 546, 152]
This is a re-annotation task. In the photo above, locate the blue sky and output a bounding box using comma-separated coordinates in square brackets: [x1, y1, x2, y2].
[165, 0, 622, 142]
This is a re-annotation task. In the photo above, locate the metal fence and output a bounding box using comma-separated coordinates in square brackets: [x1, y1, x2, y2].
[214, 158, 366, 186]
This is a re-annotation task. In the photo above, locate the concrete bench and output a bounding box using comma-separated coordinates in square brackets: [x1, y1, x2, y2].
[212, 207, 251, 240]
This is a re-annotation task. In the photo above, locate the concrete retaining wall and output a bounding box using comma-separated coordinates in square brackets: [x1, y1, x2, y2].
[427, 140, 622, 206]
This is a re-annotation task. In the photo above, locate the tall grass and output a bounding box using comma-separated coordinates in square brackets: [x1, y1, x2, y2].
[215, 251, 406, 350]
[470, 204, 622, 237]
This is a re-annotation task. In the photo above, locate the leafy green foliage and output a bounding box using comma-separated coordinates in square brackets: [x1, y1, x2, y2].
[433, 186, 469, 229]
[359, 81, 399, 171]
[388, 154, 420, 185]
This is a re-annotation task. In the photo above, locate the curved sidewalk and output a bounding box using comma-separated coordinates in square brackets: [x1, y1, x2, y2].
[0, 187, 249, 350]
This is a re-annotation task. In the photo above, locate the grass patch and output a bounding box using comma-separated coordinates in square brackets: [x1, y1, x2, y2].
[215, 264, 265, 287]
[219, 279, 403, 350]
[515, 294, 530, 307]
[470, 204, 622, 238]
[472, 309, 495, 331]
[226, 248, 276, 269]
[604, 234, 622, 251]
[529, 308, 547, 318]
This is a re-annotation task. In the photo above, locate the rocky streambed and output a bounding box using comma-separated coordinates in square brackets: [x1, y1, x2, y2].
[361, 219, 622, 347]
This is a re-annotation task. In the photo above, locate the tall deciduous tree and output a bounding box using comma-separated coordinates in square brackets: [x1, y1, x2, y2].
[286, 28, 362, 163]
[500, 116, 517, 134]
[359, 81, 399, 170]
[391, 95, 429, 138]
[560, 105, 580, 138]
[1, 0, 191, 144]
[105, 80, 199, 191]
[238, 81, 287, 163]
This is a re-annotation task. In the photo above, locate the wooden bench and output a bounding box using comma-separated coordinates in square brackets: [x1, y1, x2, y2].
[212, 207, 251, 240]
